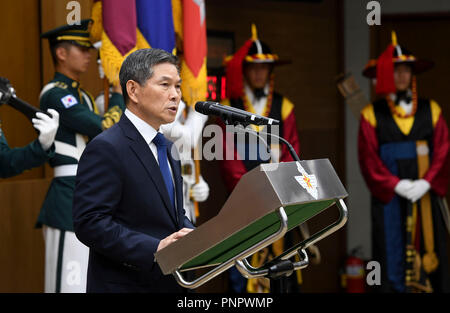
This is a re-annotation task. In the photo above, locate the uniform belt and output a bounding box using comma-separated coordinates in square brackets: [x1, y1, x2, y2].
[53, 164, 78, 177]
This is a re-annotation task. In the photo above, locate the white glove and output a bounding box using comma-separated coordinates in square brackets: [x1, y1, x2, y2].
[405, 179, 431, 203]
[394, 179, 414, 199]
[191, 176, 209, 202]
[32, 108, 59, 151]
[97, 59, 105, 79]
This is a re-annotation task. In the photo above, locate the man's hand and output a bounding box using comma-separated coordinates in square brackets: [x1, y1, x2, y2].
[157, 228, 194, 251]
[394, 179, 414, 199]
[32, 108, 59, 151]
[405, 179, 431, 203]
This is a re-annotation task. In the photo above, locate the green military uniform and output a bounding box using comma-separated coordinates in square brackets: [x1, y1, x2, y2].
[36, 72, 124, 231]
[37, 19, 125, 232]
[38, 19, 125, 293]
[0, 123, 54, 178]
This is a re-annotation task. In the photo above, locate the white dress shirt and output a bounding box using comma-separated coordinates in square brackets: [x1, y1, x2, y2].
[124, 109, 176, 204]
[244, 83, 269, 116]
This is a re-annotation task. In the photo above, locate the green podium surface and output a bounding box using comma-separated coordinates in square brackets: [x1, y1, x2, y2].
[155, 159, 348, 288]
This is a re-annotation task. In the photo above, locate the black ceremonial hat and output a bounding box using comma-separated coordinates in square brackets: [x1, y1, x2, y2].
[40, 19, 93, 48]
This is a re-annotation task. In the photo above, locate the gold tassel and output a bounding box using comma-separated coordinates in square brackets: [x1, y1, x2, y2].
[172, 0, 183, 41]
[100, 30, 143, 86]
[180, 58, 207, 107]
[90, 1, 103, 43]
[136, 29, 151, 49]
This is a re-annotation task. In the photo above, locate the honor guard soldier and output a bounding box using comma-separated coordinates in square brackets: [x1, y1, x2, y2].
[358, 32, 450, 292]
[37, 19, 125, 293]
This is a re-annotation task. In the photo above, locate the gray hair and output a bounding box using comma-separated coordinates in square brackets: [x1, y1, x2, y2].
[119, 48, 179, 104]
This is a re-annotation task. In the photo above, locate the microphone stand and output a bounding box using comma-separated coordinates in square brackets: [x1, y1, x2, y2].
[224, 116, 306, 293]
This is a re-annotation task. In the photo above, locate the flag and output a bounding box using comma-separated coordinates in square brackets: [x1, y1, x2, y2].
[136, 0, 176, 54]
[177, 0, 208, 106]
[91, 0, 208, 107]
[91, 0, 141, 86]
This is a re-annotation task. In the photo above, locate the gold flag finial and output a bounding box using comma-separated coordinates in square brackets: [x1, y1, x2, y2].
[251, 24, 258, 41]
[391, 30, 398, 46]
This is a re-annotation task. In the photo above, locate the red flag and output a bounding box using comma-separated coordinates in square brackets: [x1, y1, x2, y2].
[180, 0, 207, 106]
[183, 0, 206, 76]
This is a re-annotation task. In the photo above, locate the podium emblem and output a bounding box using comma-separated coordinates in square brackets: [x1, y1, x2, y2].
[294, 162, 318, 199]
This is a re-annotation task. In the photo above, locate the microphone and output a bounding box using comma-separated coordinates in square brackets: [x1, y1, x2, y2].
[195, 101, 280, 126]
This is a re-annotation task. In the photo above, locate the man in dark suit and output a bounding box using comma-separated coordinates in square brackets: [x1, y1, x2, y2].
[72, 48, 194, 293]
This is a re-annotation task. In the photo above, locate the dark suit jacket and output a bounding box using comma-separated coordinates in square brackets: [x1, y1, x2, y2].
[72, 114, 194, 293]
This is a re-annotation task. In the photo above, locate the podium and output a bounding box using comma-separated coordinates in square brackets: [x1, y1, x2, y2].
[155, 159, 348, 289]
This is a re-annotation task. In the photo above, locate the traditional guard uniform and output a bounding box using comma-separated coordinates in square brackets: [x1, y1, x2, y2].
[0, 123, 54, 178]
[38, 19, 125, 293]
[219, 25, 302, 293]
[358, 32, 450, 292]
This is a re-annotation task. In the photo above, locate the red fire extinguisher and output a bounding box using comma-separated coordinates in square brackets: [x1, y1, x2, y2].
[342, 247, 366, 293]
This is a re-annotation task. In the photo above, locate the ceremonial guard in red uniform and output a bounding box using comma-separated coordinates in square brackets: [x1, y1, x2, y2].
[219, 25, 303, 293]
[358, 32, 450, 292]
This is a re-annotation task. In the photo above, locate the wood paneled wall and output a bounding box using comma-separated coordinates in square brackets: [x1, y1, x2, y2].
[0, 0, 44, 181]
[0, 179, 51, 292]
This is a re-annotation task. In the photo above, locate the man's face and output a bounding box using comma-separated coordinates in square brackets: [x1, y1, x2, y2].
[130, 62, 181, 130]
[243, 63, 271, 89]
[394, 63, 412, 91]
[59, 44, 92, 75]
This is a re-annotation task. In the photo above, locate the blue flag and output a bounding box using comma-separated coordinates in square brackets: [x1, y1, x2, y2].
[135, 0, 176, 53]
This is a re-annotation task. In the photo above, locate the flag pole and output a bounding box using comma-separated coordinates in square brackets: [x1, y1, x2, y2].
[103, 77, 110, 112]
[193, 144, 201, 219]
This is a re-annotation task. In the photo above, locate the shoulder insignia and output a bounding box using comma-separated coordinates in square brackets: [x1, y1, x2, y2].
[54, 81, 68, 89]
[60, 94, 78, 108]
[102, 105, 123, 130]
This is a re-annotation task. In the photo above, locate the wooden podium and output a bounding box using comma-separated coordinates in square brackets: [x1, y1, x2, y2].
[155, 159, 348, 289]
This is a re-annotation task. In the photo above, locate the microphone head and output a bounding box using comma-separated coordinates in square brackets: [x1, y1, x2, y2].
[194, 101, 214, 114]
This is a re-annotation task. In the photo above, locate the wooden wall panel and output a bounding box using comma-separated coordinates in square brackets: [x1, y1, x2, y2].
[0, 179, 51, 292]
[0, 0, 44, 181]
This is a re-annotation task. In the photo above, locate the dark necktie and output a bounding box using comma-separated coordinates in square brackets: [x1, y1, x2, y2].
[152, 132, 176, 213]
[395, 91, 412, 105]
[253, 88, 267, 101]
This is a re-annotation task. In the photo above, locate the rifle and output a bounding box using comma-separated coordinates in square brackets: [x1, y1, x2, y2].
[0, 77, 48, 121]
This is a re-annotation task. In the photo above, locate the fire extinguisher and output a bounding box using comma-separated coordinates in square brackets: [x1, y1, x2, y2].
[341, 247, 366, 293]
